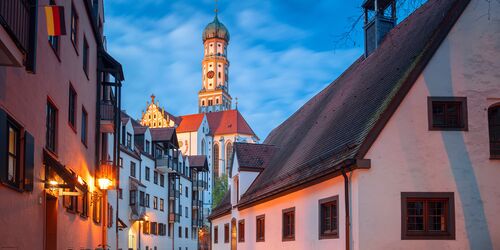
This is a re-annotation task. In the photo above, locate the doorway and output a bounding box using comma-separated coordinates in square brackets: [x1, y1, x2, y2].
[45, 194, 57, 250]
[231, 218, 237, 250]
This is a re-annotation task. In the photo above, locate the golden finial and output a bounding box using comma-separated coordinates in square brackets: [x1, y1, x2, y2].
[150, 94, 156, 103]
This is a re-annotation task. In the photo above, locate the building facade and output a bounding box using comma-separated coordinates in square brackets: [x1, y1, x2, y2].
[0, 0, 123, 249]
[210, 0, 500, 249]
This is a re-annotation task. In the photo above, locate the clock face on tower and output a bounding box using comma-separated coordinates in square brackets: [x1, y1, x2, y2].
[207, 71, 215, 79]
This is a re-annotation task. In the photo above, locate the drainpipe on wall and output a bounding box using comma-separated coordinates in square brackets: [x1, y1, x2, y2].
[341, 167, 350, 250]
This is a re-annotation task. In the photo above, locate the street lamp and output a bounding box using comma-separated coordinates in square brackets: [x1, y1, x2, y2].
[98, 161, 114, 190]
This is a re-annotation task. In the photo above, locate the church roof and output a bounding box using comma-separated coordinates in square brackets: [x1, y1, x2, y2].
[202, 14, 230, 42]
[177, 113, 205, 133]
[230, 0, 470, 210]
[206, 110, 257, 138]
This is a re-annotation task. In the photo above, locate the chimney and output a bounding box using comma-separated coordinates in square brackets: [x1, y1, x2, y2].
[363, 0, 397, 57]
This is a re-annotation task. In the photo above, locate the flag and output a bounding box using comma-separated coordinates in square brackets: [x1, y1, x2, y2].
[45, 6, 66, 36]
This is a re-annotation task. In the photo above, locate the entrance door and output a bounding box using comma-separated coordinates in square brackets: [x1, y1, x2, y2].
[231, 218, 237, 250]
[45, 194, 57, 250]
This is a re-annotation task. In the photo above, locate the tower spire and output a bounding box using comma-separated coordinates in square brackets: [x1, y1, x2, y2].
[214, 0, 218, 17]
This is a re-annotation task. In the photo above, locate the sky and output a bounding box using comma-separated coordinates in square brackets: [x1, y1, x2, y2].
[104, 0, 423, 140]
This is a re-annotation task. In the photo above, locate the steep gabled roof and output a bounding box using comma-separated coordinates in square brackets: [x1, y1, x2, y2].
[232, 143, 278, 174]
[177, 113, 205, 133]
[187, 155, 208, 171]
[121, 111, 148, 134]
[206, 110, 257, 138]
[236, 0, 471, 209]
[150, 127, 179, 147]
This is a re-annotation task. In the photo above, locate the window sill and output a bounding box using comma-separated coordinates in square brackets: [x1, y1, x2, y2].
[402, 233, 455, 240]
[282, 236, 295, 242]
[429, 127, 468, 131]
[319, 233, 339, 240]
[1, 182, 24, 193]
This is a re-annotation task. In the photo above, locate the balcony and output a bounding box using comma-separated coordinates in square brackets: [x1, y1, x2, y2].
[156, 155, 179, 174]
[169, 212, 180, 223]
[192, 200, 202, 209]
[169, 189, 180, 200]
[0, 0, 36, 70]
[100, 101, 116, 133]
[193, 180, 207, 191]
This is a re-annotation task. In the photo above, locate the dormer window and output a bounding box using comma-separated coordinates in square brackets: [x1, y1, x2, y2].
[126, 133, 132, 149]
[145, 140, 150, 154]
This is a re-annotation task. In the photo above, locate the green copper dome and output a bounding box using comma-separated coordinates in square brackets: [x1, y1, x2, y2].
[202, 14, 230, 42]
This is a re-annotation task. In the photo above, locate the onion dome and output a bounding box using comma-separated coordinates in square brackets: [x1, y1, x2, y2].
[202, 14, 230, 42]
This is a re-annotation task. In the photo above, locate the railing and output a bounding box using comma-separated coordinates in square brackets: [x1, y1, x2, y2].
[156, 155, 178, 173]
[192, 200, 202, 209]
[0, 0, 32, 53]
[100, 101, 115, 121]
[169, 212, 180, 223]
[169, 189, 180, 200]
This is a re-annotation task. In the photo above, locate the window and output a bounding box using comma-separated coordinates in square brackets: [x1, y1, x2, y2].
[126, 133, 132, 148]
[185, 207, 188, 218]
[139, 191, 145, 207]
[488, 104, 500, 158]
[185, 227, 188, 239]
[119, 157, 123, 167]
[282, 207, 295, 241]
[81, 191, 89, 217]
[129, 190, 137, 205]
[256, 215, 265, 242]
[226, 142, 233, 173]
[145, 140, 150, 154]
[224, 223, 229, 243]
[160, 174, 165, 187]
[401, 192, 455, 240]
[145, 194, 150, 207]
[143, 221, 150, 234]
[130, 162, 136, 178]
[6, 120, 20, 187]
[160, 198, 164, 211]
[179, 205, 182, 216]
[428, 97, 467, 130]
[107, 204, 113, 228]
[185, 187, 188, 198]
[118, 188, 123, 199]
[81, 107, 88, 145]
[238, 220, 245, 242]
[83, 37, 89, 76]
[319, 196, 339, 239]
[70, 3, 78, 48]
[213, 143, 219, 177]
[151, 222, 157, 235]
[145, 167, 150, 181]
[214, 226, 218, 243]
[154, 171, 158, 184]
[68, 85, 77, 129]
[153, 196, 158, 210]
[46, 100, 57, 153]
[179, 183, 183, 195]
[178, 226, 182, 238]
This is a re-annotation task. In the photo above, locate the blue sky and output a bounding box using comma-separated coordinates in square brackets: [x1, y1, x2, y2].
[104, 0, 422, 140]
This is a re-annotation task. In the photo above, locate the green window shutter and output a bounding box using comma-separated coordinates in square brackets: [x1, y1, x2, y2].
[24, 131, 35, 191]
[0, 109, 7, 183]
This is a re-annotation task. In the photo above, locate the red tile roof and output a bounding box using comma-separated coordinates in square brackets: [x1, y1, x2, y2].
[234, 0, 470, 209]
[177, 113, 205, 133]
[206, 110, 257, 138]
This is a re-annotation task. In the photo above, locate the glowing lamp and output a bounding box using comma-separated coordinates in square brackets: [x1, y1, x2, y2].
[97, 178, 112, 190]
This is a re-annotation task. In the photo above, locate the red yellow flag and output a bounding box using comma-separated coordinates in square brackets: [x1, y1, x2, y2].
[45, 6, 66, 36]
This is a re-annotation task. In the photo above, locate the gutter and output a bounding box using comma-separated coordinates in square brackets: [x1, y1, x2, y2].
[341, 164, 351, 250]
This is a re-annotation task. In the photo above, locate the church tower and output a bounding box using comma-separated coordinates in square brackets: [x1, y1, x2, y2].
[199, 10, 231, 113]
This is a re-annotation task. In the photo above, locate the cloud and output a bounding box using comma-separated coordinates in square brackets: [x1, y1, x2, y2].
[104, 1, 362, 139]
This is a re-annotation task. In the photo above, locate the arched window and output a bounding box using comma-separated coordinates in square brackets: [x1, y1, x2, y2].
[201, 138, 206, 156]
[213, 143, 219, 178]
[226, 142, 233, 174]
[202, 100, 205, 106]
[489, 104, 500, 158]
